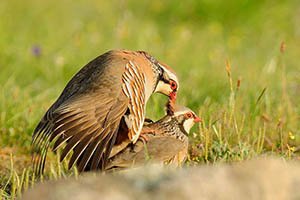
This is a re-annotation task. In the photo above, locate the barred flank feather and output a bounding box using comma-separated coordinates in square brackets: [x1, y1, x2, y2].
[121, 61, 146, 143]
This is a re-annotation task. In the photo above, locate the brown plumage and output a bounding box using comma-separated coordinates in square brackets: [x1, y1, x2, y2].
[105, 101, 201, 171]
[32, 50, 179, 174]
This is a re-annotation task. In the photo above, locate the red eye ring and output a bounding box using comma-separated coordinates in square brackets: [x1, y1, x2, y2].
[185, 113, 193, 118]
[170, 80, 177, 90]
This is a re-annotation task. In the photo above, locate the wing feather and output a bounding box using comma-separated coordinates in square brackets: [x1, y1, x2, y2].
[59, 125, 101, 161]
[68, 127, 102, 169]
[76, 100, 128, 171]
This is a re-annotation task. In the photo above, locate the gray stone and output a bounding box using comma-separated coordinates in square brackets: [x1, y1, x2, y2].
[22, 158, 300, 200]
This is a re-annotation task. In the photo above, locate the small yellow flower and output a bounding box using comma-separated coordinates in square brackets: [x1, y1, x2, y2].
[289, 131, 295, 140]
[290, 147, 295, 152]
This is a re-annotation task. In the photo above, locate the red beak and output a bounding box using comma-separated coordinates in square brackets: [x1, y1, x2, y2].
[170, 92, 176, 103]
[193, 116, 202, 123]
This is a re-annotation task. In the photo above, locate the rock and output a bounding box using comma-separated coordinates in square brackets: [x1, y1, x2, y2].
[22, 157, 300, 200]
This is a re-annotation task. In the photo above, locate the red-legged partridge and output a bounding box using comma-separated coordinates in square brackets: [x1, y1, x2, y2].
[32, 50, 179, 174]
[105, 101, 201, 171]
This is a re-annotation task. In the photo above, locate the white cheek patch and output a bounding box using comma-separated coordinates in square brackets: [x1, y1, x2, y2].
[183, 119, 195, 133]
[155, 81, 172, 94]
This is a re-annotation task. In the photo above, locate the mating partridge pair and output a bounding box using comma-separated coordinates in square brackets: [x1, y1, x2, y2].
[105, 100, 201, 170]
[32, 50, 179, 174]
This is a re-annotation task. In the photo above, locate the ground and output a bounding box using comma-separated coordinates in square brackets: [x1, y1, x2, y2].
[0, 0, 299, 199]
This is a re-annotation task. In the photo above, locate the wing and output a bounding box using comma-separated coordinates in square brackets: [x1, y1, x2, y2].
[32, 92, 128, 174]
[32, 51, 149, 174]
[121, 60, 146, 143]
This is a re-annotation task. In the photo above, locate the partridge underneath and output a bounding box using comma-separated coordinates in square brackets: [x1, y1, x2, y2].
[105, 101, 201, 171]
[32, 50, 179, 174]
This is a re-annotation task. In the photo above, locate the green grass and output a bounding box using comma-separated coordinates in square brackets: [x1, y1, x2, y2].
[0, 0, 299, 198]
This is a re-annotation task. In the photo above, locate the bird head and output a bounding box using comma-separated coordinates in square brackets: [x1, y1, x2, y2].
[154, 62, 179, 103]
[138, 51, 179, 103]
[166, 100, 201, 134]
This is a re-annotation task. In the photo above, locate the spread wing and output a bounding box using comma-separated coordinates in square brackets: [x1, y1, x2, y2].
[32, 90, 128, 174]
[32, 52, 148, 174]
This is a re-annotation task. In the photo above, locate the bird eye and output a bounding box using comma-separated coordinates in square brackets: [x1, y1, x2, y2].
[169, 80, 177, 90]
[185, 113, 192, 118]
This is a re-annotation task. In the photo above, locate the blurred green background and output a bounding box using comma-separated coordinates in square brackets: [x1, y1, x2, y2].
[0, 0, 299, 164]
